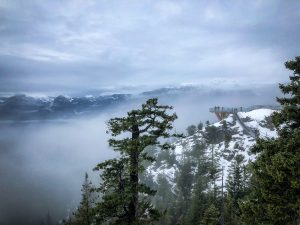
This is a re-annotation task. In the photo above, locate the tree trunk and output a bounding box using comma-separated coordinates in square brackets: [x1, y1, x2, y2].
[128, 123, 139, 224]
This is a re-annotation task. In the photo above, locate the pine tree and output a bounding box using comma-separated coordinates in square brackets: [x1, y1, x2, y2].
[153, 174, 175, 225]
[198, 121, 204, 131]
[174, 158, 194, 225]
[240, 57, 300, 224]
[185, 142, 211, 225]
[200, 204, 219, 225]
[187, 125, 197, 136]
[205, 125, 221, 201]
[176, 159, 194, 203]
[64, 173, 95, 225]
[272, 56, 300, 131]
[93, 98, 178, 225]
[226, 155, 245, 208]
[225, 155, 249, 225]
[221, 121, 232, 147]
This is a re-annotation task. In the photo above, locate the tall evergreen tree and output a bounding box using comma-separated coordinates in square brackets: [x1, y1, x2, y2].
[221, 121, 232, 147]
[205, 125, 221, 201]
[240, 57, 300, 224]
[273, 56, 300, 131]
[187, 125, 197, 136]
[225, 155, 249, 225]
[153, 174, 175, 225]
[198, 121, 204, 131]
[175, 158, 194, 225]
[200, 204, 219, 225]
[93, 98, 178, 225]
[185, 142, 211, 225]
[176, 159, 194, 204]
[64, 173, 95, 225]
[226, 155, 246, 208]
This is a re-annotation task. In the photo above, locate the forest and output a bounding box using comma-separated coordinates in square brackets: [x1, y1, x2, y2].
[60, 57, 300, 225]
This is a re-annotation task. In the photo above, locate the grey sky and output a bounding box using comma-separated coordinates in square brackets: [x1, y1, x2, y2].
[0, 0, 299, 94]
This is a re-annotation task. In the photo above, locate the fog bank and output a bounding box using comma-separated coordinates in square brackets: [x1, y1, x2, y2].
[0, 86, 281, 224]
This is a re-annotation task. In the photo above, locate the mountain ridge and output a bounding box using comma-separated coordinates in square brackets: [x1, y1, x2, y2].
[0, 84, 280, 121]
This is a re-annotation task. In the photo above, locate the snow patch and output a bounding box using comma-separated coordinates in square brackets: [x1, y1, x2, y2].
[238, 109, 275, 121]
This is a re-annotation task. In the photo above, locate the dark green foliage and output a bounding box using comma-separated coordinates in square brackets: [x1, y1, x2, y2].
[227, 155, 247, 204]
[64, 173, 95, 225]
[187, 125, 197, 136]
[153, 174, 175, 225]
[221, 120, 228, 129]
[174, 159, 194, 224]
[272, 56, 300, 132]
[93, 158, 136, 225]
[241, 133, 300, 225]
[184, 143, 211, 225]
[198, 122, 204, 130]
[205, 127, 222, 201]
[205, 125, 222, 144]
[241, 57, 300, 224]
[171, 128, 223, 225]
[225, 155, 250, 225]
[221, 121, 232, 146]
[154, 175, 175, 209]
[93, 98, 178, 225]
[200, 204, 219, 225]
[190, 141, 206, 159]
[176, 159, 194, 202]
[186, 180, 210, 225]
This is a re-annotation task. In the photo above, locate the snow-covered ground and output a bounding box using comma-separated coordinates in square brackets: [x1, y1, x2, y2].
[146, 108, 278, 191]
[238, 109, 277, 138]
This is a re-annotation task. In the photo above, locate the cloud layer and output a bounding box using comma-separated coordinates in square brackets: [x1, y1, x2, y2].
[0, 0, 299, 93]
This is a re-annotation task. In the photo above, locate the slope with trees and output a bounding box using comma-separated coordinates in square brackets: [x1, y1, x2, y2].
[63, 57, 300, 225]
[240, 56, 300, 224]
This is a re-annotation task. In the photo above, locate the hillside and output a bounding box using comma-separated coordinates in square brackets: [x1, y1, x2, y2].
[146, 108, 278, 191]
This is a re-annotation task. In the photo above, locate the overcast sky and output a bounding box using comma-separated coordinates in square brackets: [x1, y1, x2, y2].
[0, 0, 299, 95]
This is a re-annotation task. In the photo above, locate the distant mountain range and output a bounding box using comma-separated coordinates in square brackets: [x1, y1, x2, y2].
[0, 86, 206, 120]
[0, 84, 279, 121]
[0, 94, 130, 120]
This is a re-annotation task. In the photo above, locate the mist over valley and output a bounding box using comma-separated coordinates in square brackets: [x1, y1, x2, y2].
[0, 85, 280, 224]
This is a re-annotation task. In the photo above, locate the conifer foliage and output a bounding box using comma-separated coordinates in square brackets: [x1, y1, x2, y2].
[241, 56, 300, 224]
[64, 173, 95, 225]
[225, 155, 249, 225]
[93, 98, 178, 225]
[200, 204, 219, 225]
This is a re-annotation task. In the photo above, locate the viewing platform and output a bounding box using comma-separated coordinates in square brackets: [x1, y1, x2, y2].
[209, 105, 281, 121]
[209, 105, 281, 139]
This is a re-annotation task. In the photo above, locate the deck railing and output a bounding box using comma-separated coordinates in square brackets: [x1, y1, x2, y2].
[209, 105, 282, 113]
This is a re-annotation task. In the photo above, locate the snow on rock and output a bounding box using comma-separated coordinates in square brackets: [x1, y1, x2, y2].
[239, 109, 278, 139]
[239, 108, 274, 121]
[146, 108, 279, 191]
